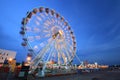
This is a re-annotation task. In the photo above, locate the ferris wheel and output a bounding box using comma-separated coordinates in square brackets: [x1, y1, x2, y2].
[20, 7, 76, 67]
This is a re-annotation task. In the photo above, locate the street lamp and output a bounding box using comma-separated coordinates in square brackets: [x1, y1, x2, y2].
[9, 58, 12, 62]
[25, 56, 31, 66]
[27, 57, 31, 61]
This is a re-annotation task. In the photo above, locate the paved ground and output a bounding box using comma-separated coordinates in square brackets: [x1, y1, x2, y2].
[0, 70, 120, 80]
[31, 71, 120, 80]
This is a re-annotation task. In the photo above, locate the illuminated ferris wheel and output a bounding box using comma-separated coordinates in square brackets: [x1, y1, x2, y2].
[20, 7, 76, 67]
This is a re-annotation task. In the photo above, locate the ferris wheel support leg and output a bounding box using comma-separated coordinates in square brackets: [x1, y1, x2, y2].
[30, 40, 53, 74]
[29, 48, 50, 75]
[64, 48, 71, 65]
[59, 46, 68, 66]
[75, 53, 81, 64]
[63, 40, 73, 65]
[65, 40, 76, 65]
[38, 44, 54, 77]
[37, 68, 45, 77]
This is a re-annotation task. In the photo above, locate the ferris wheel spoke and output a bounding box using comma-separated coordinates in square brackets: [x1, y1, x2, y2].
[27, 36, 34, 42]
[57, 47, 63, 64]
[50, 41, 59, 62]
[45, 33, 51, 38]
[61, 25, 65, 29]
[43, 22, 49, 27]
[46, 20, 51, 25]
[56, 41, 67, 64]
[35, 20, 40, 26]
[66, 37, 74, 47]
[44, 12, 48, 16]
[37, 38, 51, 48]
[36, 15, 42, 21]
[41, 13, 48, 20]
[30, 37, 52, 55]
[43, 19, 53, 28]
[31, 38, 52, 60]
[27, 35, 42, 42]
[54, 40, 60, 64]
[47, 17, 54, 25]
[58, 46, 67, 64]
[46, 41, 56, 62]
[41, 45, 51, 61]
[67, 44, 74, 53]
[43, 29, 50, 33]
[63, 40, 74, 62]
[26, 26, 32, 32]
[27, 36, 39, 42]
[42, 43, 56, 71]
[65, 40, 76, 60]
[51, 18, 56, 24]
[61, 53, 66, 64]
[58, 52, 61, 65]
[66, 41, 74, 53]
[43, 23, 49, 29]
[40, 13, 45, 19]
[64, 48, 71, 63]
[29, 32, 51, 43]
[30, 39, 54, 66]
[54, 40, 67, 64]
[54, 18, 58, 23]
[57, 20, 60, 25]
[55, 48, 61, 65]
[34, 45, 51, 67]
[58, 20, 64, 26]
[43, 19, 52, 29]
[33, 27, 40, 33]
[33, 45, 39, 52]
[43, 41, 55, 62]
[26, 27, 41, 34]
[27, 42, 36, 56]
[37, 38, 53, 58]
[49, 50, 56, 61]
[34, 35, 41, 40]
[37, 40, 54, 65]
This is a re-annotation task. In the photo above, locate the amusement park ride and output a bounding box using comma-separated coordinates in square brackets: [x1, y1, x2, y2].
[20, 7, 77, 77]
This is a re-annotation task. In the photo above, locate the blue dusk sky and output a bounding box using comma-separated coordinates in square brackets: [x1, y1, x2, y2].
[0, 0, 120, 65]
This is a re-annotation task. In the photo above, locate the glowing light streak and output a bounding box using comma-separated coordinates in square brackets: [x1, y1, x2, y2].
[39, 42, 44, 47]
[47, 38, 52, 43]
[54, 18, 58, 23]
[33, 27, 40, 32]
[44, 12, 48, 16]
[35, 20, 40, 26]
[36, 16, 42, 21]
[35, 36, 40, 40]
[43, 30, 49, 33]
[45, 33, 50, 37]
[44, 22, 49, 27]
[46, 20, 51, 25]
[61, 25, 65, 29]
[28, 36, 34, 42]
[57, 20, 60, 25]
[26, 27, 32, 32]
[40, 13, 45, 18]
[33, 45, 38, 50]
[51, 18, 55, 24]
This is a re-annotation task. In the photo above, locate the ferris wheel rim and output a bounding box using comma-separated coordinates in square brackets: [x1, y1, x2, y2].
[20, 7, 76, 64]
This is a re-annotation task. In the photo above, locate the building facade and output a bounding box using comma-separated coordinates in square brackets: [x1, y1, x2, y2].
[0, 49, 16, 63]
